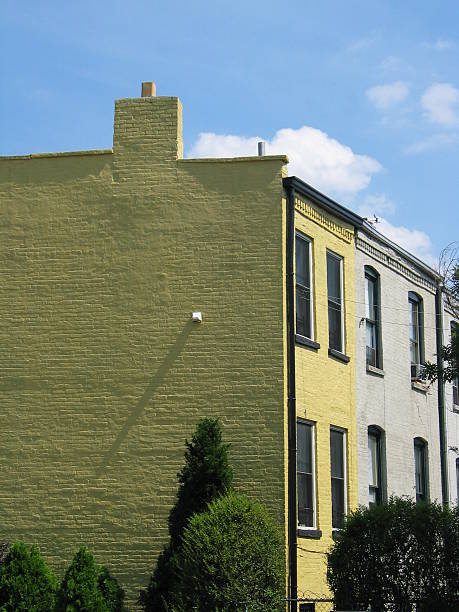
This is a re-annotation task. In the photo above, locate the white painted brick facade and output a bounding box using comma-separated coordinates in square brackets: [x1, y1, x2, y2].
[443, 306, 459, 505]
[355, 228, 443, 506]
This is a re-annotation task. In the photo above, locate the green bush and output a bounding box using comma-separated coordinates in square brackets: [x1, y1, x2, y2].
[139, 417, 233, 611]
[0, 541, 57, 611]
[173, 492, 285, 612]
[56, 547, 124, 611]
[327, 497, 459, 611]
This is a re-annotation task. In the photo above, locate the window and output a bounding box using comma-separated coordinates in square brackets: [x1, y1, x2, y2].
[295, 233, 313, 340]
[452, 322, 458, 407]
[330, 428, 347, 528]
[327, 251, 344, 353]
[409, 292, 424, 379]
[414, 438, 429, 503]
[365, 268, 381, 368]
[297, 420, 316, 528]
[368, 426, 385, 506]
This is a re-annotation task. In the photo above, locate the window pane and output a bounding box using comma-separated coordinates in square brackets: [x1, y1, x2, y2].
[297, 422, 312, 474]
[368, 433, 379, 488]
[414, 440, 427, 502]
[327, 254, 341, 304]
[295, 236, 310, 287]
[296, 236, 312, 339]
[366, 276, 376, 321]
[297, 422, 314, 528]
[330, 430, 344, 478]
[409, 300, 419, 364]
[331, 429, 346, 528]
[298, 473, 314, 527]
[327, 253, 342, 351]
[331, 478, 345, 528]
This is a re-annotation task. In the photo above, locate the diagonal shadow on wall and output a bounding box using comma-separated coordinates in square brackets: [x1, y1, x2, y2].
[96, 321, 194, 477]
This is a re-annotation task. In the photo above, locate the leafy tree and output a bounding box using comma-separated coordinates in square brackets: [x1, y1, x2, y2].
[56, 546, 124, 611]
[139, 417, 233, 611]
[424, 245, 458, 384]
[173, 492, 285, 612]
[0, 541, 57, 611]
[327, 497, 459, 611]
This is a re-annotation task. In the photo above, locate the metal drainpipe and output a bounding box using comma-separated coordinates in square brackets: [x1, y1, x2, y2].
[286, 183, 298, 612]
[436, 284, 449, 506]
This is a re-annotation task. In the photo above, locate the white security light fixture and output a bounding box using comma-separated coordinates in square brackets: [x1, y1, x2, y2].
[192, 311, 202, 323]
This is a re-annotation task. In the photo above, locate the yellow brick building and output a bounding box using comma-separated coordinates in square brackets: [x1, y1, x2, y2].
[0, 84, 361, 608]
[285, 180, 359, 600]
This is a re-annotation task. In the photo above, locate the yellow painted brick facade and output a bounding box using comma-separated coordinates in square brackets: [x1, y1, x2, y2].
[0, 91, 359, 607]
[294, 195, 357, 597]
[0, 95, 289, 606]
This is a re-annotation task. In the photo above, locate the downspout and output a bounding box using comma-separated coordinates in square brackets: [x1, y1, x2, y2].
[285, 182, 297, 611]
[435, 284, 449, 506]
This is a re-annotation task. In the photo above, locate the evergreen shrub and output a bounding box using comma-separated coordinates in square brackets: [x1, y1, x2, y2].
[0, 541, 57, 611]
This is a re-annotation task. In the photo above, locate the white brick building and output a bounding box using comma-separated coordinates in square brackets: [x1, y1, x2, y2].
[355, 223, 449, 506]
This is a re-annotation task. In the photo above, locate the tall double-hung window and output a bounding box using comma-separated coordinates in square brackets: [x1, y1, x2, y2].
[368, 426, 385, 506]
[414, 437, 429, 503]
[330, 427, 347, 529]
[409, 292, 424, 379]
[365, 268, 381, 368]
[297, 420, 316, 529]
[295, 233, 313, 340]
[327, 251, 344, 353]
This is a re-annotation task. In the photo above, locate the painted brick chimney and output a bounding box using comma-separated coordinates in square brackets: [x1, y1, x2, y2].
[113, 82, 183, 185]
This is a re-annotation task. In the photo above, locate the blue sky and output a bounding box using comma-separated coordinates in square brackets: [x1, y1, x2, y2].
[1, 0, 458, 265]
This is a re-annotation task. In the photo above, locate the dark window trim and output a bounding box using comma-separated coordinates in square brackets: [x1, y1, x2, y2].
[327, 250, 345, 354]
[368, 425, 387, 505]
[328, 348, 350, 363]
[409, 291, 425, 377]
[295, 232, 314, 342]
[414, 437, 429, 503]
[297, 419, 317, 530]
[296, 335, 320, 350]
[297, 527, 322, 539]
[330, 426, 347, 529]
[365, 266, 383, 369]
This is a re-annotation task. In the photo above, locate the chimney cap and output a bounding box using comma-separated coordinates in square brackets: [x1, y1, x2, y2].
[141, 82, 156, 97]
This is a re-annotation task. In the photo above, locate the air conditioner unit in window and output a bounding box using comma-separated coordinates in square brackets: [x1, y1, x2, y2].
[411, 363, 425, 381]
[366, 346, 376, 367]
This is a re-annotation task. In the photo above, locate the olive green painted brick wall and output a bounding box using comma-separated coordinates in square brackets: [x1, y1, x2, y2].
[0, 96, 287, 606]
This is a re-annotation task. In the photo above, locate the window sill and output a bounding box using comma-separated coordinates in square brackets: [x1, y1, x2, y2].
[411, 379, 428, 393]
[297, 527, 322, 539]
[366, 364, 384, 377]
[332, 529, 343, 541]
[295, 335, 320, 351]
[328, 348, 350, 363]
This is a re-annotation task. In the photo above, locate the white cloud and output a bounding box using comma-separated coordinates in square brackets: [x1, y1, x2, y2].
[376, 218, 436, 267]
[366, 81, 410, 111]
[358, 193, 396, 218]
[403, 133, 459, 155]
[424, 38, 455, 50]
[189, 127, 382, 199]
[357, 194, 436, 266]
[421, 83, 459, 126]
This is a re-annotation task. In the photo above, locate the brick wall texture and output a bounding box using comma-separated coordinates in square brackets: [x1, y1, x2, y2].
[355, 231, 442, 506]
[0, 96, 288, 606]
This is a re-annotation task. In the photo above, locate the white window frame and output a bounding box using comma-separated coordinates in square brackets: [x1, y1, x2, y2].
[330, 426, 347, 530]
[327, 250, 345, 353]
[297, 419, 317, 530]
[295, 232, 315, 341]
